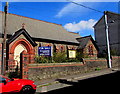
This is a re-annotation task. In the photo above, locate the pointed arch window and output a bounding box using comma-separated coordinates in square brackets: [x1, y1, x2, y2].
[60, 46, 64, 52]
[88, 45, 93, 55]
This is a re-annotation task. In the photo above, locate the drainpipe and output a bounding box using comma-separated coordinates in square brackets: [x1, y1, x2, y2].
[104, 11, 112, 68]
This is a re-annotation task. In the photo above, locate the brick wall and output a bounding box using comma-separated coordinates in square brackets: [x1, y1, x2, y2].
[83, 40, 98, 58]
[35, 41, 78, 55]
[0, 44, 2, 74]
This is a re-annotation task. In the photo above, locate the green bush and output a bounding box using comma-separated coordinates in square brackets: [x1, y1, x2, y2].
[65, 58, 80, 62]
[35, 56, 52, 63]
[95, 67, 101, 71]
[35, 51, 83, 63]
[76, 51, 83, 60]
[53, 52, 67, 63]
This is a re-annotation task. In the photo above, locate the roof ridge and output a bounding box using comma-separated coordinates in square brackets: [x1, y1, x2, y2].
[76, 35, 91, 39]
[7, 28, 37, 46]
[94, 11, 120, 27]
[106, 11, 120, 15]
[0, 11, 62, 26]
[69, 32, 79, 35]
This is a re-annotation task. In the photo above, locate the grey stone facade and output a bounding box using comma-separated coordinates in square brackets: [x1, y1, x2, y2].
[94, 11, 120, 55]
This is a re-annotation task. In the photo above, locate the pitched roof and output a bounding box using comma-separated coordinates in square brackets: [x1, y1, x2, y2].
[94, 11, 120, 27]
[7, 29, 37, 47]
[1, 12, 80, 44]
[76, 35, 98, 50]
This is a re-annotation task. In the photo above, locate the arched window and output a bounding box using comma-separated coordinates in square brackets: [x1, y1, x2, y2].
[72, 46, 75, 50]
[45, 44, 50, 47]
[39, 43, 41, 47]
[88, 45, 93, 55]
[53, 44, 57, 53]
[60, 46, 64, 52]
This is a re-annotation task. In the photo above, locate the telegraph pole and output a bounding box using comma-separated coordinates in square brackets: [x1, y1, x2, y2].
[104, 11, 112, 68]
[2, 2, 8, 75]
[67, 1, 112, 68]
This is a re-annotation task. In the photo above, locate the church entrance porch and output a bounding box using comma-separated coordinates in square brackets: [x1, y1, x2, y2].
[5, 29, 37, 79]
[6, 38, 35, 79]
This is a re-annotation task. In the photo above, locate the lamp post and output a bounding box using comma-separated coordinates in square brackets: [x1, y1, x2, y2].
[104, 11, 112, 68]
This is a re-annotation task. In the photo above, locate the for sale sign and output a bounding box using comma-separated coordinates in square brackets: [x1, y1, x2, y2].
[38, 46, 52, 56]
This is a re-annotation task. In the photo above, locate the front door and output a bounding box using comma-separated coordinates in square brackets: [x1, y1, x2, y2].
[7, 44, 28, 78]
[14, 44, 27, 71]
[7, 37, 35, 79]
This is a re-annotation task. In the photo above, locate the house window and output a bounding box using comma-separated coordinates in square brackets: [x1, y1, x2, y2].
[53, 44, 57, 53]
[60, 46, 64, 52]
[88, 45, 93, 55]
[39, 43, 41, 47]
[72, 46, 75, 50]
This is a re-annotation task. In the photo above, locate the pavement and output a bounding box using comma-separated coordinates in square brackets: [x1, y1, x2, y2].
[35, 67, 119, 93]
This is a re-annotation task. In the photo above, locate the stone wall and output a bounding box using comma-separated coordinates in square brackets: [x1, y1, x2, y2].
[83, 56, 120, 69]
[83, 58, 108, 70]
[28, 57, 120, 81]
[28, 63, 85, 81]
[112, 56, 120, 67]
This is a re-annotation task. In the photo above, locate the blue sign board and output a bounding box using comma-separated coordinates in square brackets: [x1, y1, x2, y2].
[38, 46, 52, 56]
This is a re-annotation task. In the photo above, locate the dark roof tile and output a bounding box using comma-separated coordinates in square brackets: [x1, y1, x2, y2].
[1, 12, 80, 44]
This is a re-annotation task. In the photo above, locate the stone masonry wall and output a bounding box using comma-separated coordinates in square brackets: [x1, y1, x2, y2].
[112, 56, 120, 67]
[28, 57, 120, 81]
[28, 63, 85, 81]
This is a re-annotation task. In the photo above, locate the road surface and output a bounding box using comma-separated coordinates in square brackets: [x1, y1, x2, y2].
[35, 70, 120, 94]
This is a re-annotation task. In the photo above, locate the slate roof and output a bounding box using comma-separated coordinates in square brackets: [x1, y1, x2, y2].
[94, 11, 120, 28]
[1, 12, 80, 44]
[7, 29, 37, 47]
[76, 35, 98, 50]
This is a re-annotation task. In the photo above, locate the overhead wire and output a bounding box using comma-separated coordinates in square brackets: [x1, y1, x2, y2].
[66, 1, 120, 22]
[67, 0, 103, 14]
[4, 2, 119, 24]
[9, 3, 87, 14]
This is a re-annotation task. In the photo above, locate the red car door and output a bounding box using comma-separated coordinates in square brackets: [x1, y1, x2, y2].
[2, 80, 21, 93]
[0, 76, 20, 93]
[0, 83, 4, 93]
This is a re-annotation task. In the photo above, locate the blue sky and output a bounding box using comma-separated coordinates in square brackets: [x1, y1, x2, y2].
[1, 1, 119, 38]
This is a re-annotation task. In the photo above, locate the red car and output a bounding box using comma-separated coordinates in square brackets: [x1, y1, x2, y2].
[0, 75, 36, 94]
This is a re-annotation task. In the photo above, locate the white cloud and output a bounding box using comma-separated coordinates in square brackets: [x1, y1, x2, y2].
[55, 2, 91, 18]
[64, 19, 97, 32]
[55, 3, 77, 18]
[55, 1, 99, 18]
[55, 0, 118, 18]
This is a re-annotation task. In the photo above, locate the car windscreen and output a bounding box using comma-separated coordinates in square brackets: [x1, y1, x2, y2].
[0, 76, 6, 83]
